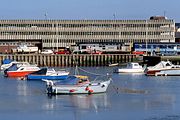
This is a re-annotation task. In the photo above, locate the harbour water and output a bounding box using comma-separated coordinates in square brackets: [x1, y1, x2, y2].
[0, 66, 180, 120]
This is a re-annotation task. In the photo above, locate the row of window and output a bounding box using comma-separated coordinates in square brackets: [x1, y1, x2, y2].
[0, 31, 170, 36]
[135, 44, 180, 49]
[43, 39, 162, 44]
[0, 42, 33, 46]
[0, 23, 172, 28]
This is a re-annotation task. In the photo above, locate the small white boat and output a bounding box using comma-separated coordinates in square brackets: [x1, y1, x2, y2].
[145, 61, 180, 76]
[114, 62, 144, 73]
[108, 63, 119, 67]
[44, 75, 111, 95]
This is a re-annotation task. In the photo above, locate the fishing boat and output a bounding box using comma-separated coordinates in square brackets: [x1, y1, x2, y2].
[145, 61, 180, 76]
[44, 75, 111, 94]
[26, 68, 69, 80]
[4, 64, 40, 77]
[114, 62, 144, 73]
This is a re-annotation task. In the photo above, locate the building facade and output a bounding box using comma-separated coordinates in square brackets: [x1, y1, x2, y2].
[0, 17, 175, 53]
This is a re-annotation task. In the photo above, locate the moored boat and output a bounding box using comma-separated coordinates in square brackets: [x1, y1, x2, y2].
[145, 61, 180, 76]
[44, 75, 111, 95]
[27, 68, 69, 80]
[114, 62, 144, 73]
[108, 63, 119, 67]
[4, 64, 40, 77]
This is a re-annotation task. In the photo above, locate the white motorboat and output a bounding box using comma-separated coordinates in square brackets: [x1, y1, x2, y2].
[44, 75, 111, 94]
[114, 62, 144, 73]
[145, 61, 180, 76]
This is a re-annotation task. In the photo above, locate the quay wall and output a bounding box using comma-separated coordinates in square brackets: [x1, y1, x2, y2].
[143, 56, 180, 66]
[0, 54, 140, 67]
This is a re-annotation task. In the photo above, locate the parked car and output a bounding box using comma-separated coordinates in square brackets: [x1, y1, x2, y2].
[54, 50, 71, 54]
[41, 49, 54, 54]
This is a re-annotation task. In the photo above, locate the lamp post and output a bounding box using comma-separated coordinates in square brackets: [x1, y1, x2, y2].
[145, 20, 148, 55]
[56, 22, 58, 52]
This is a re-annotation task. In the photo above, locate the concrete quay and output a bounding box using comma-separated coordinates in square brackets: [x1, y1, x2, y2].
[0, 54, 140, 67]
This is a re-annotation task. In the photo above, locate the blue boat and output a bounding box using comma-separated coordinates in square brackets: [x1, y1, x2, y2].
[26, 68, 69, 80]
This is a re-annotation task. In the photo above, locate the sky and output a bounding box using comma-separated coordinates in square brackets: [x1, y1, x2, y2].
[0, 0, 180, 22]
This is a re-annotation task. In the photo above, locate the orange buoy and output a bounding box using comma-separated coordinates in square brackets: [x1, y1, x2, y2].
[88, 89, 93, 93]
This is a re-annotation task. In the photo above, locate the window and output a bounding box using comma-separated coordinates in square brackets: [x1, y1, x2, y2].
[81, 46, 86, 49]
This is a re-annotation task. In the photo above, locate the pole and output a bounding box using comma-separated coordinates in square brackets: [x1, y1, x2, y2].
[56, 22, 58, 51]
[113, 13, 116, 43]
[145, 20, 148, 55]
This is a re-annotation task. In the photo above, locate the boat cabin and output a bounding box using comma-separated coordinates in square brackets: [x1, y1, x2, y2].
[126, 62, 142, 69]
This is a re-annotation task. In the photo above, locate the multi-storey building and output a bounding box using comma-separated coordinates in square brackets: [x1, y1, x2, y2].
[0, 16, 175, 53]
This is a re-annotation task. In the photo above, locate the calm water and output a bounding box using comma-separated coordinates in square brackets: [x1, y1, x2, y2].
[1, 67, 180, 120]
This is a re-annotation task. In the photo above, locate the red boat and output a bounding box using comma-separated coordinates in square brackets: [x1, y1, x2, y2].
[4, 64, 40, 77]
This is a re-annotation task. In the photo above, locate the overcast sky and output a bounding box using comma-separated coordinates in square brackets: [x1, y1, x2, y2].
[0, 0, 179, 22]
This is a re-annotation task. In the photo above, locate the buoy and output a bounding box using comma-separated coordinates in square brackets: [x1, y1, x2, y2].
[88, 89, 93, 93]
[85, 86, 89, 91]
[69, 89, 75, 92]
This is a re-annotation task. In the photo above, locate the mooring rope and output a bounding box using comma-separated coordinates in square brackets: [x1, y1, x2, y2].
[78, 67, 107, 76]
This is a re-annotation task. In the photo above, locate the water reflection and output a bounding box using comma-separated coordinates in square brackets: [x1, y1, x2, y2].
[69, 94, 109, 110]
[144, 94, 176, 110]
[44, 93, 110, 113]
[16, 80, 28, 96]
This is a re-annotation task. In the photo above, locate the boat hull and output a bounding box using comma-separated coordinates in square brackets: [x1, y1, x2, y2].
[145, 70, 160, 76]
[155, 69, 180, 76]
[146, 68, 180, 76]
[47, 80, 111, 94]
[108, 63, 119, 67]
[6, 71, 36, 77]
[27, 75, 68, 80]
[117, 68, 144, 73]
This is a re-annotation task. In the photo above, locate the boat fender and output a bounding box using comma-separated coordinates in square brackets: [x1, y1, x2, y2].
[88, 89, 93, 94]
[69, 89, 75, 93]
[85, 86, 90, 91]
[101, 84, 105, 88]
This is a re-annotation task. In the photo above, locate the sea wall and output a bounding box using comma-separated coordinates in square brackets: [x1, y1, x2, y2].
[0, 54, 140, 67]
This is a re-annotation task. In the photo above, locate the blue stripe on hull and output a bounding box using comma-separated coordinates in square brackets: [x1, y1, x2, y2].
[27, 75, 68, 80]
